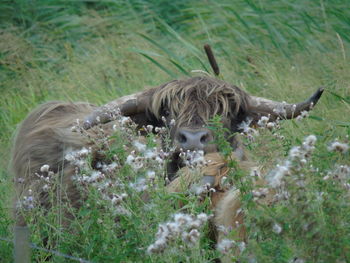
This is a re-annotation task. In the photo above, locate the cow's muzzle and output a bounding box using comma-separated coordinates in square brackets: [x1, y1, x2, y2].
[175, 128, 214, 151]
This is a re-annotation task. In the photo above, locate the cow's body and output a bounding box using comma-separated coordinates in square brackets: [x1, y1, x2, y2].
[11, 76, 323, 255]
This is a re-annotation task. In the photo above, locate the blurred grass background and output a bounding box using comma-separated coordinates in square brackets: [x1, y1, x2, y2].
[0, 0, 349, 260]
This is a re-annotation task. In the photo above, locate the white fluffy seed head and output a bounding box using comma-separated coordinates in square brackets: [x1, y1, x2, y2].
[304, 135, 317, 147]
[328, 141, 349, 154]
[257, 116, 269, 127]
[40, 164, 50, 173]
[217, 239, 235, 254]
[272, 223, 282, 234]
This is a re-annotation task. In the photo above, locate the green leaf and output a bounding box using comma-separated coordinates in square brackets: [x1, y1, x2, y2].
[309, 115, 325, 121]
[131, 49, 177, 78]
[327, 90, 350, 104]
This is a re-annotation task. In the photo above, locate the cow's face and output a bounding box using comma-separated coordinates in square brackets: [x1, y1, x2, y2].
[147, 77, 250, 153]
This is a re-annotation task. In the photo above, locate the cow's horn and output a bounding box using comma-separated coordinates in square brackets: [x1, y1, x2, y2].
[83, 90, 150, 129]
[249, 87, 324, 120]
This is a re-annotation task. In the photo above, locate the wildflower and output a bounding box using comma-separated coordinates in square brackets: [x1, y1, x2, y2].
[266, 122, 276, 130]
[192, 183, 211, 196]
[111, 195, 123, 205]
[146, 170, 156, 180]
[323, 175, 330, 180]
[328, 141, 349, 154]
[129, 178, 148, 192]
[304, 135, 317, 147]
[289, 146, 301, 159]
[182, 229, 200, 245]
[217, 239, 235, 254]
[40, 164, 50, 173]
[257, 116, 269, 127]
[216, 225, 232, 236]
[268, 164, 290, 188]
[147, 212, 209, 254]
[102, 162, 119, 173]
[273, 190, 290, 202]
[333, 165, 350, 180]
[252, 188, 269, 198]
[274, 133, 285, 140]
[42, 184, 49, 192]
[296, 110, 309, 121]
[133, 141, 147, 152]
[17, 189, 35, 210]
[180, 150, 208, 168]
[174, 213, 192, 225]
[89, 171, 104, 182]
[64, 147, 91, 169]
[146, 125, 153, 133]
[269, 135, 318, 188]
[120, 116, 132, 126]
[220, 176, 231, 188]
[197, 213, 210, 223]
[237, 241, 246, 253]
[238, 118, 258, 136]
[272, 223, 282, 234]
[125, 154, 136, 167]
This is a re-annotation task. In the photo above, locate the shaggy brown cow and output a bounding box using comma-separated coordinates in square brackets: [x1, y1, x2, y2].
[11, 76, 323, 228]
[84, 77, 323, 174]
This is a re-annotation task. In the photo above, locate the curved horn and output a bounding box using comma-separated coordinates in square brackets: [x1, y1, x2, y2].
[249, 87, 324, 120]
[83, 90, 151, 129]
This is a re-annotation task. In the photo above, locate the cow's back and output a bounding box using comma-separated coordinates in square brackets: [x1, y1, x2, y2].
[11, 101, 95, 225]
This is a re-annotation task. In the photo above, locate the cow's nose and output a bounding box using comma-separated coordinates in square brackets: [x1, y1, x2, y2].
[176, 128, 213, 150]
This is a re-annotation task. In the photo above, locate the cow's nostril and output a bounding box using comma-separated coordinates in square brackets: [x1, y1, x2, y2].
[178, 133, 187, 143]
[200, 134, 209, 144]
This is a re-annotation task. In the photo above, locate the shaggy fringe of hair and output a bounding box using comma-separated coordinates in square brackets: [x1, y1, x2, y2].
[150, 76, 249, 127]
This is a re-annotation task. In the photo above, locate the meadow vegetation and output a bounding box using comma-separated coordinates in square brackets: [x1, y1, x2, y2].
[0, 0, 349, 262]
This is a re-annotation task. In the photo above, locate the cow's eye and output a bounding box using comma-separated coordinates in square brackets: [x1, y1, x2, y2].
[164, 110, 171, 117]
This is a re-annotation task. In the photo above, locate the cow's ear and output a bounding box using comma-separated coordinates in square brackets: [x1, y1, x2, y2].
[247, 87, 324, 124]
[83, 88, 156, 130]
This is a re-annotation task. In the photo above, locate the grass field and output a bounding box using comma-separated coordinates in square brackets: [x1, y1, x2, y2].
[1, 0, 349, 262]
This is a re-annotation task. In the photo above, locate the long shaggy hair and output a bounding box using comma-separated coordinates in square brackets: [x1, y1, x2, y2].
[12, 102, 94, 180]
[149, 76, 250, 128]
[11, 101, 98, 225]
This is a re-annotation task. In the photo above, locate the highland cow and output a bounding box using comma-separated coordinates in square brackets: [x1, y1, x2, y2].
[11, 76, 323, 232]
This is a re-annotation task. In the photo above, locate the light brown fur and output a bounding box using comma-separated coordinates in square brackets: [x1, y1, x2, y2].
[11, 101, 110, 225]
[167, 152, 274, 259]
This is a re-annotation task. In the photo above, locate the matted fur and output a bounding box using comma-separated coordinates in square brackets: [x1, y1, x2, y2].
[149, 76, 250, 128]
[10, 101, 109, 225]
[167, 152, 274, 258]
[12, 101, 94, 182]
[166, 153, 250, 237]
